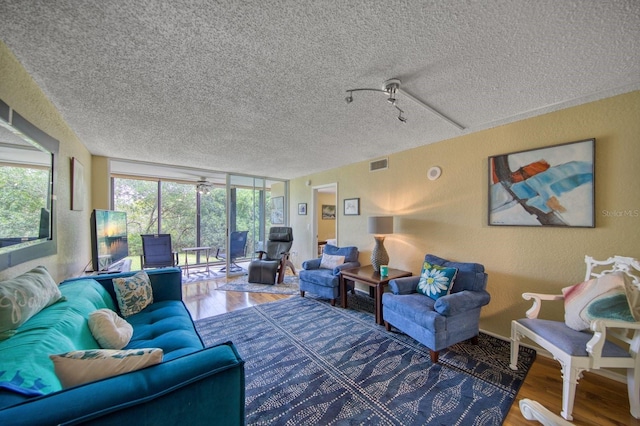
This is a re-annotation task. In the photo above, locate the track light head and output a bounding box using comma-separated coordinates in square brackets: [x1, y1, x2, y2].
[383, 79, 400, 105]
[395, 106, 407, 123]
[345, 92, 353, 104]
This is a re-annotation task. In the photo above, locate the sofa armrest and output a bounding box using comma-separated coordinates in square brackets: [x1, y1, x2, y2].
[389, 276, 420, 294]
[302, 258, 322, 270]
[0, 342, 245, 426]
[434, 290, 491, 316]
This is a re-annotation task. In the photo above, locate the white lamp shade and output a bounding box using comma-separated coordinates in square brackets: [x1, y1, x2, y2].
[368, 216, 393, 235]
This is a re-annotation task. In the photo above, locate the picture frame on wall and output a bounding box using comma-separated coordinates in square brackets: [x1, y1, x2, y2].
[488, 138, 595, 227]
[344, 198, 360, 216]
[271, 196, 284, 224]
[322, 204, 336, 220]
[298, 203, 307, 215]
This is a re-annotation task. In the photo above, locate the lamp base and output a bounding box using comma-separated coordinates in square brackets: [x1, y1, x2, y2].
[371, 236, 389, 272]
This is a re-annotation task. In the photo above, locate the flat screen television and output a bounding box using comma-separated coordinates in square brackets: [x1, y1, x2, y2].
[90, 209, 129, 272]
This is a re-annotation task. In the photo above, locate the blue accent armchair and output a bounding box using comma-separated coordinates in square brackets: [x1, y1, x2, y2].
[382, 254, 490, 363]
[299, 245, 360, 306]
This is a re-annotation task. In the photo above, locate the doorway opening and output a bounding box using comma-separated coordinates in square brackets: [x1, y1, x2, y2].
[312, 183, 337, 258]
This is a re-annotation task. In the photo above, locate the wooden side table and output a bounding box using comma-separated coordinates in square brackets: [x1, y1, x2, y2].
[340, 265, 412, 325]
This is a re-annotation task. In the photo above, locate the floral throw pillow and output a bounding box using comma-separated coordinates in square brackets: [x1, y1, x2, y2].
[416, 261, 458, 301]
[112, 271, 153, 317]
[49, 348, 163, 388]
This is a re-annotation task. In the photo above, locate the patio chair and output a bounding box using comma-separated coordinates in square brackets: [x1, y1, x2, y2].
[140, 234, 178, 269]
[510, 255, 640, 421]
[216, 230, 248, 272]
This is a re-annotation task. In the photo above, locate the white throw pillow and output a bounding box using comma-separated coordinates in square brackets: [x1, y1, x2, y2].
[0, 266, 64, 340]
[112, 271, 153, 317]
[320, 253, 345, 270]
[50, 348, 163, 388]
[89, 309, 134, 349]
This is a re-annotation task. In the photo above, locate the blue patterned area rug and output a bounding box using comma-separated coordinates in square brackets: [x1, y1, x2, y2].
[195, 295, 536, 425]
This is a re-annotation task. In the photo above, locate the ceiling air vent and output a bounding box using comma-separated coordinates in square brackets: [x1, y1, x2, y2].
[369, 158, 388, 172]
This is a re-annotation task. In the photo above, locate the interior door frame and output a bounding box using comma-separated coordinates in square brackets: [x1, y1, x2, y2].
[311, 182, 338, 258]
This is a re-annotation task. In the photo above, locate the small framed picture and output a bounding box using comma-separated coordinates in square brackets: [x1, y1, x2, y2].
[298, 203, 307, 215]
[344, 198, 360, 216]
[322, 205, 336, 220]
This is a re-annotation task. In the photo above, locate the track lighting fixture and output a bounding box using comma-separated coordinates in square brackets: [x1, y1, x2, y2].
[345, 79, 464, 130]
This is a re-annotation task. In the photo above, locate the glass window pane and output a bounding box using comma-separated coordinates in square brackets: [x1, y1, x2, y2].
[160, 181, 196, 260]
[113, 178, 159, 269]
[200, 186, 226, 256]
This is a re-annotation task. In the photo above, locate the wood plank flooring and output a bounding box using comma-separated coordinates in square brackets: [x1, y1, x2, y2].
[184, 274, 639, 426]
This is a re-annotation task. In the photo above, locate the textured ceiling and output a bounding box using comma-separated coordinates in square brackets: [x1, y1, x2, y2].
[1, 0, 639, 181]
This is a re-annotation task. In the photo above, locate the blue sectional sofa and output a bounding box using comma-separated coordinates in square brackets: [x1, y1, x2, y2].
[0, 268, 245, 425]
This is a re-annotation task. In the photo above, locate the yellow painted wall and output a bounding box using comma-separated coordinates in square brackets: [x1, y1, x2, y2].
[0, 41, 92, 282]
[91, 156, 111, 210]
[290, 91, 640, 339]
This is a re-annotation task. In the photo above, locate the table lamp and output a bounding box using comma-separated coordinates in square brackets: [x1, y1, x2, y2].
[368, 216, 393, 272]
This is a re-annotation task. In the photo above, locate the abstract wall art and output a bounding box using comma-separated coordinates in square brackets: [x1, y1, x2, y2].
[488, 139, 595, 227]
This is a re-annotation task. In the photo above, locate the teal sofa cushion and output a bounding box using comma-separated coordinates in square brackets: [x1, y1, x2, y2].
[125, 300, 204, 360]
[0, 279, 113, 397]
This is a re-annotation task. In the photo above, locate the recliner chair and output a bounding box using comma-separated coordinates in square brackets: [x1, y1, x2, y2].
[247, 227, 295, 284]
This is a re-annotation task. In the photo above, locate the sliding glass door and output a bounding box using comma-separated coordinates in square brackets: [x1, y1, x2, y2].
[111, 166, 287, 277]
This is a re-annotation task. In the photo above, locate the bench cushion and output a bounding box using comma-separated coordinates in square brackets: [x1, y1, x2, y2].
[516, 318, 630, 357]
